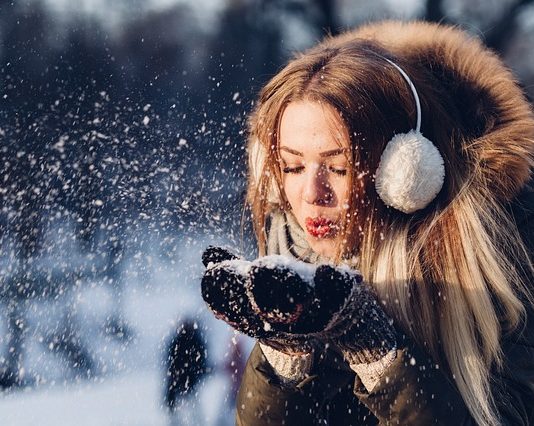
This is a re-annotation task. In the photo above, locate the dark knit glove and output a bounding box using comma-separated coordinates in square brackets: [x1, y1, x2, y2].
[246, 257, 396, 365]
[201, 247, 396, 366]
[311, 265, 397, 366]
[201, 246, 314, 354]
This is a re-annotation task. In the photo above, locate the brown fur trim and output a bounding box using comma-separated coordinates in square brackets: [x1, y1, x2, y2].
[346, 20, 534, 200]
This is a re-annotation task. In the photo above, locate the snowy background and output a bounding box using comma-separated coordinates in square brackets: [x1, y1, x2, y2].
[1, 0, 534, 425]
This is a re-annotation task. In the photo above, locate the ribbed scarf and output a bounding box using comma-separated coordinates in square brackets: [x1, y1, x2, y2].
[266, 209, 331, 264]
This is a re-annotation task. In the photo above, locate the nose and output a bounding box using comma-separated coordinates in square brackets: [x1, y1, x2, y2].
[302, 164, 334, 206]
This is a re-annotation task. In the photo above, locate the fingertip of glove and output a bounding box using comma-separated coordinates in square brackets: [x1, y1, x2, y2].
[200, 267, 218, 301]
[314, 264, 335, 278]
[314, 264, 363, 284]
[200, 264, 236, 300]
[201, 245, 239, 267]
[313, 265, 362, 308]
[247, 264, 313, 326]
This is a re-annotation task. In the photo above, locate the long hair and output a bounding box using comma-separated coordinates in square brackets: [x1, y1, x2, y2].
[246, 21, 534, 426]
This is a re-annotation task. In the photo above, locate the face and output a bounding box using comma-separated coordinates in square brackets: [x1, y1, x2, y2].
[279, 100, 351, 259]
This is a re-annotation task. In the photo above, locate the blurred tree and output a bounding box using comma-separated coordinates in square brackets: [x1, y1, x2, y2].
[425, 0, 447, 22]
[483, 0, 534, 52]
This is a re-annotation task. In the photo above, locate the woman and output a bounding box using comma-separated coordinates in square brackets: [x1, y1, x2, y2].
[201, 20, 534, 425]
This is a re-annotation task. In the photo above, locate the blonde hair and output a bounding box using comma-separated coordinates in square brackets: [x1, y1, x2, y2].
[246, 22, 534, 426]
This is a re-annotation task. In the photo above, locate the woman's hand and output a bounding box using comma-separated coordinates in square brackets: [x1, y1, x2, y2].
[201, 246, 396, 364]
[311, 265, 397, 365]
[200, 246, 313, 353]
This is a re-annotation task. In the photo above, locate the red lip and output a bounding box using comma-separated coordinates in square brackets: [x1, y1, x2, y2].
[305, 217, 338, 238]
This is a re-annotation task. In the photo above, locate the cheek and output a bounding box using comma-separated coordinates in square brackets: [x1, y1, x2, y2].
[335, 180, 350, 205]
[282, 175, 301, 207]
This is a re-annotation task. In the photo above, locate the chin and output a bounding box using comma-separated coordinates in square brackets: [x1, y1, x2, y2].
[307, 237, 337, 259]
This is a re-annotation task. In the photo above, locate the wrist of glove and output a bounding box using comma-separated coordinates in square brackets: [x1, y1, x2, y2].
[259, 342, 314, 384]
[201, 246, 397, 365]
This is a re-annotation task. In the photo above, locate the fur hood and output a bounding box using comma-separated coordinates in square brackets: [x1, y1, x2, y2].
[346, 20, 534, 201]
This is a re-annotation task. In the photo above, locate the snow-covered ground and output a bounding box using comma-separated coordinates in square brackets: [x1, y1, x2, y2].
[0, 369, 237, 426]
[0, 229, 253, 426]
[0, 370, 171, 426]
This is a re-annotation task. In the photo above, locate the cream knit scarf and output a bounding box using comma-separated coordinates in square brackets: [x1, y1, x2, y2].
[266, 208, 330, 263]
[266, 208, 359, 267]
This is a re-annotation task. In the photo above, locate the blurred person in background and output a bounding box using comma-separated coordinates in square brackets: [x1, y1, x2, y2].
[163, 318, 208, 426]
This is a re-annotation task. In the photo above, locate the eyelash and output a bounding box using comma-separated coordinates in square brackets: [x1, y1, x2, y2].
[282, 166, 347, 176]
[282, 166, 304, 174]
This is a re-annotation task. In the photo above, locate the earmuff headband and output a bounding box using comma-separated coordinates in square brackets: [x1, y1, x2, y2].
[383, 58, 421, 133]
[374, 58, 445, 214]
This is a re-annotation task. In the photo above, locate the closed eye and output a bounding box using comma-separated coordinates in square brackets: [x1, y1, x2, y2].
[282, 166, 347, 176]
[282, 166, 305, 174]
[329, 167, 347, 176]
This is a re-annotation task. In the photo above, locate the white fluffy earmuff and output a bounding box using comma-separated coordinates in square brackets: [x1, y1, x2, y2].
[374, 59, 445, 214]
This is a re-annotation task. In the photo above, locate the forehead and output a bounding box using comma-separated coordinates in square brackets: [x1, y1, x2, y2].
[279, 101, 349, 152]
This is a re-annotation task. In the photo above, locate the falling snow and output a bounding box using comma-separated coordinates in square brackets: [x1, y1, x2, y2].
[2, 0, 534, 424]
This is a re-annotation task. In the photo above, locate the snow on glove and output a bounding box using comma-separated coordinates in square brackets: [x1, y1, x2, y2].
[246, 257, 397, 367]
[202, 248, 396, 370]
[200, 247, 314, 354]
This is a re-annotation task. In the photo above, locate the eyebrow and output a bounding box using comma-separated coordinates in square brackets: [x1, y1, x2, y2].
[279, 147, 348, 158]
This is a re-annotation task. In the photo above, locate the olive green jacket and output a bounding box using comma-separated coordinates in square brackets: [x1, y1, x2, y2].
[236, 184, 534, 425]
